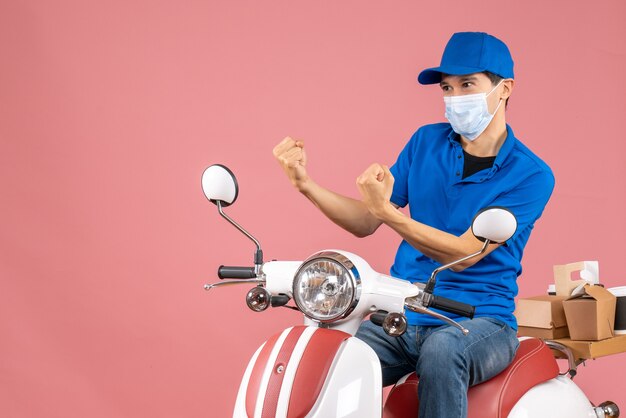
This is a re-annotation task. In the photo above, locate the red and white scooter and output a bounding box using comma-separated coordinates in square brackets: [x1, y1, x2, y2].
[202, 164, 620, 418]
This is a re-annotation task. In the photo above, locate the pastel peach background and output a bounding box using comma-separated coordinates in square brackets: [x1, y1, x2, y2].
[1, 1, 625, 417]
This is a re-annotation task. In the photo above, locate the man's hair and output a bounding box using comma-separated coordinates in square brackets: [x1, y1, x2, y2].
[483, 71, 509, 108]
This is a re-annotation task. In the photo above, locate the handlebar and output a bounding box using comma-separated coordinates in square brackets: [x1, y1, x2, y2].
[217, 265, 257, 279]
[427, 294, 475, 319]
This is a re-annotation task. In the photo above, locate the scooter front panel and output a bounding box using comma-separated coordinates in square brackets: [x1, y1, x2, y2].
[274, 326, 318, 416]
[246, 327, 294, 418]
[286, 328, 353, 417]
[234, 326, 357, 418]
[305, 336, 383, 418]
[261, 326, 309, 418]
[233, 344, 264, 418]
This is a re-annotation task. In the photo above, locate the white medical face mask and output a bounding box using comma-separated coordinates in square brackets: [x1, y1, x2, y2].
[444, 80, 504, 141]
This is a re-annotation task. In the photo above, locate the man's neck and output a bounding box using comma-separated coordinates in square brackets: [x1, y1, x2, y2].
[460, 112, 507, 157]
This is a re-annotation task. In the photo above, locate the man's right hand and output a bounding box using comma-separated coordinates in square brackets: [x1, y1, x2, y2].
[273, 136, 311, 193]
[272, 136, 385, 237]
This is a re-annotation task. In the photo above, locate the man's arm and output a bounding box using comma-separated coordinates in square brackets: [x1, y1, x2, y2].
[356, 163, 501, 270]
[300, 181, 386, 238]
[273, 137, 386, 238]
[380, 208, 501, 270]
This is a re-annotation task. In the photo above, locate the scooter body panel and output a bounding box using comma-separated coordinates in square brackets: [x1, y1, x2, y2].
[508, 375, 597, 418]
[233, 326, 382, 418]
[305, 336, 382, 418]
[233, 344, 265, 418]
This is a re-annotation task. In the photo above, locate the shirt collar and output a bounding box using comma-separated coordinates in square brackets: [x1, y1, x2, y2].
[493, 124, 516, 170]
[446, 124, 517, 171]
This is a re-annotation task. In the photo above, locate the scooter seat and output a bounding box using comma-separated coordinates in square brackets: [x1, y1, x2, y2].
[383, 338, 559, 418]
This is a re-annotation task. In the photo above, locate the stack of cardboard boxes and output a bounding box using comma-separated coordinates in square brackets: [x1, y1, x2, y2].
[515, 261, 626, 360]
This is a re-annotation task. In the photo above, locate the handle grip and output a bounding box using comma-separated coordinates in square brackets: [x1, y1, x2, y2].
[270, 294, 291, 307]
[428, 295, 475, 319]
[370, 310, 389, 326]
[217, 265, 256, 279]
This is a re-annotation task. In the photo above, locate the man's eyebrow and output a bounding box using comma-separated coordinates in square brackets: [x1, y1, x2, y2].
[440, 75, 479, 86]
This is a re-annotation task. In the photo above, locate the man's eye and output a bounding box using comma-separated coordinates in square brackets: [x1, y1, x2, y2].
[441, 86, 450, 91]
[462, 82, 473, 88]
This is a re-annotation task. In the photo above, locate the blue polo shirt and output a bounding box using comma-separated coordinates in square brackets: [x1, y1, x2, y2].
[390, 123, 555, 330]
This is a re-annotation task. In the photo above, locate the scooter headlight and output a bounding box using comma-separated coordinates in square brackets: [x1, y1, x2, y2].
[293, 251, 361, 323]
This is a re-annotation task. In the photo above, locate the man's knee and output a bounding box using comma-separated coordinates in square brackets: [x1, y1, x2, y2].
[355, 319, 377, 337]
[355, 320, 384, 344]
[418, 330, 468, 378]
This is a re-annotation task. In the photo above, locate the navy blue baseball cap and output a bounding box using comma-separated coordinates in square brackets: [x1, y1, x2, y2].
[418, 32, 514, 85]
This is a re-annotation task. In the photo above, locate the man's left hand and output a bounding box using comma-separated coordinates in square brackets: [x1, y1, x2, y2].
[356, 163, 395, 219]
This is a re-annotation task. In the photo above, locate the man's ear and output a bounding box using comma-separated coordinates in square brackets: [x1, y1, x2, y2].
[502, 79, 515, 100]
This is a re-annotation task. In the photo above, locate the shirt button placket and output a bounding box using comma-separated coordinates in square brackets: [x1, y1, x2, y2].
[454, 148, 462, 180]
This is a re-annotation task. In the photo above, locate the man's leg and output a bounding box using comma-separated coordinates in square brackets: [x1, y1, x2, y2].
[355, 320, 419, 387]
[415, 317, 519, 418]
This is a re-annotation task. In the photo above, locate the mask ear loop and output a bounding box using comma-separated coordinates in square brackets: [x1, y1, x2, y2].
[487, 79, 506, 116]
[486, 79, 505, 97]
[490, 98, 504, 116]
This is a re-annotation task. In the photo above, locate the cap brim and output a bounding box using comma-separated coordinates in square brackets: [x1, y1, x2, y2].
[418, 65, 486, 85]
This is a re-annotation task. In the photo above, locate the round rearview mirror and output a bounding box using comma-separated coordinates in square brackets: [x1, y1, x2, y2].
[471, 207, 517, 244]
[201, 164, 239, 207]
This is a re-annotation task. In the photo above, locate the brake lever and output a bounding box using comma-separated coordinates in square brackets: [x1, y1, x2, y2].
[204, 278, 265, 291]
[404, 295, 470, 335]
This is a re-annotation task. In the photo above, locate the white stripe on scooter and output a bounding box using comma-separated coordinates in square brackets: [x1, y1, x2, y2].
[254, 327, 294, 418]
[233, 343, 265, 417]
[274, 326, 318, 418]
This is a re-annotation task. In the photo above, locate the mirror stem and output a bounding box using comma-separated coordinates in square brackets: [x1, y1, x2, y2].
[423, 239, 491, 294]
[217, 201, 264, 269]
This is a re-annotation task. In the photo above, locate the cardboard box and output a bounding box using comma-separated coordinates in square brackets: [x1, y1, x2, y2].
[515, 295, 569, 339]
[554, 261, 599, 296]
[553, 334, 626, 360]
[563, 284, 616, 341]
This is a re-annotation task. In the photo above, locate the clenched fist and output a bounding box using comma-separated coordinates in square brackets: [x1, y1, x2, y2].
[273, 136, 310, 192]
[356, 163, 395, 219]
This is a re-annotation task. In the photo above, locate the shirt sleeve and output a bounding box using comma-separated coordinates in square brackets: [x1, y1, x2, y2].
[488, 168, 555, 244]
[389, 130, 420, 208]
